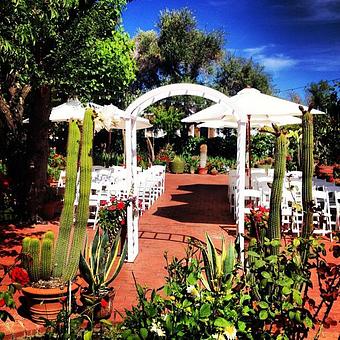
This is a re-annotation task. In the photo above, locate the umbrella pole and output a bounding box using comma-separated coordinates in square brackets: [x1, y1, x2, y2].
[247, 114, 252, 188]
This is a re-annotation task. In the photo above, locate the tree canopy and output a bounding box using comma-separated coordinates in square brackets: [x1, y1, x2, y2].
[133, 8, 224, 90]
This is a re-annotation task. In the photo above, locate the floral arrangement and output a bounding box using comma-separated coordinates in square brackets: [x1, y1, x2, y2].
[47, 147, 66, 181]
[245, 206, 270, 244]
[98, 195, 138, 241]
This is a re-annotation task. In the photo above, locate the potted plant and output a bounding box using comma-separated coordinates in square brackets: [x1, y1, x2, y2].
[21, 108, 94, 324]
[170, 155, 185, 174]
[79, 227, 127, 322]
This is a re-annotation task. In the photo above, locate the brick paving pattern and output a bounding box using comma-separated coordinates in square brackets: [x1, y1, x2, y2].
[0, 173, 338, 339]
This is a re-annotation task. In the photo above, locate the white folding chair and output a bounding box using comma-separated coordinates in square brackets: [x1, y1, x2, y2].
[312, 190, 333, 241]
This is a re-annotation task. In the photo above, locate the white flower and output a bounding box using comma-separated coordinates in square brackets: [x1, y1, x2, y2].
[186, 285, 199, 297]
[150, 321, 166, 337]
[223, 324, 237, 340]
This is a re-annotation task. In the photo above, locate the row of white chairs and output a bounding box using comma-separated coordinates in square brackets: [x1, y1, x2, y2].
[57, 165, 166, 226]
[228, 169, 339, 240]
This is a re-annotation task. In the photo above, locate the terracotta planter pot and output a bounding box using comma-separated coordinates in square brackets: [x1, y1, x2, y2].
[22, 283, 79, 324]
[198, 167, 208, 175]
[80, 289, 115, 322]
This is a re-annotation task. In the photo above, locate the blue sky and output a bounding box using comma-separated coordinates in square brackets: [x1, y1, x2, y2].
[122, 0, 340, 99]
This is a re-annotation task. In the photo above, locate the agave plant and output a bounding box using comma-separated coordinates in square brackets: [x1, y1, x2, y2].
[79, 228, 127, 297]
[200, 234, 235, 292]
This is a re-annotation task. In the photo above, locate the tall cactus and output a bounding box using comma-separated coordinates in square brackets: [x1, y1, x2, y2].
[53, 120, 81, 277]
[262, 125, 287, 255]
[200, 144, 207, 169]
[300, 105, 314, 264]
[300, 105, 314, 239]
[64, 108, 93, 281]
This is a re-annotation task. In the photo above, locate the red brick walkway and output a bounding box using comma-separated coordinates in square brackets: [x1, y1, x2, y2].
[0, 173, 339, 339]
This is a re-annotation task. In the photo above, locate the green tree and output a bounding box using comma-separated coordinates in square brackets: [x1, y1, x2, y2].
[307, 80, 340, 164]
[149, 105, 184, 143]
[214, 54, 273, 96]
[133, 8, 224, 89]
[0, 0, 136, 220]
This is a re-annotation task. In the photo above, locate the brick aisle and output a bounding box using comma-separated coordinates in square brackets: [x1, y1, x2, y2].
[0, 173, 338, 339]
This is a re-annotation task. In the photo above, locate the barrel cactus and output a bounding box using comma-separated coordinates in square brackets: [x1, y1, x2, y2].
[170, 155, 185, 174]
[22, 231, 55, 282]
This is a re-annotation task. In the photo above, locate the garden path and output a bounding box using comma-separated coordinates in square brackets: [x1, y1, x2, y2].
[0, 173, 338, 339]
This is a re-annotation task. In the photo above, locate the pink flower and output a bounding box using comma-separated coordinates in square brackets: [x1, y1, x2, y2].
[108, 205, 116, 211]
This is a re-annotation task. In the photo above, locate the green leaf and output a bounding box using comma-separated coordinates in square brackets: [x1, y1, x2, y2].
[187, 272, 197, 285]
[270, 239, 281, 247]
[199, 303, 211, 318]
[140, 328, 148, 339]
[254, 259, 266, 268]
[83, 330, 93, 340]
[247, 250, 260, 258]
[259, 310, 268, 320]
[282, 286, 291, 295]
[258, 301, 269, 309]
[214, 317, 229, 328]
[261, 271, 271, 279]
[304, 316, 313, 328]
[293, 290, 303, 305]
[237, 320, 246, 332]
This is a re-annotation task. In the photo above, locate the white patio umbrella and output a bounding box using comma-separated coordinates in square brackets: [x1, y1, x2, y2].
[50, 100, 152, 131]
[229, 88, 324, 116]
[197, 115, 302, 129]
[228, 88, 324, 264]
[181, 103, 233, 123]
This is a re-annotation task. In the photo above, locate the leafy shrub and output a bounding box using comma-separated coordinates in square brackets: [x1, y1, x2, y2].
[120, 235, 339, 339]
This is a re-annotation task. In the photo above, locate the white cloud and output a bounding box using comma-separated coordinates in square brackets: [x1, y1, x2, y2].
[240, 45, 298, 72]
[256, 54, 298, 72]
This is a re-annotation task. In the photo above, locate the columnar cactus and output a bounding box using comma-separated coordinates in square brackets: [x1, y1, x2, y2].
[53, 119, 81, 277]
[261, 125, 287, 254]
[64, 108, 93, 281]
[200, 144, 207, 168]
[22, 108, 94, 284]
[300, 105, 314, 239]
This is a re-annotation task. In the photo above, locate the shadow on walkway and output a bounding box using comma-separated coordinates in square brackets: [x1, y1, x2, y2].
[152, 183, 231, 225]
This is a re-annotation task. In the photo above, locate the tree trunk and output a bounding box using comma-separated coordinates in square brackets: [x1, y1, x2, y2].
[26, 85, 51, 222]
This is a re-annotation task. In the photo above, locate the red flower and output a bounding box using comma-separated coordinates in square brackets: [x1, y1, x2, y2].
[100, 200, 107, 206]
[108, 204, 116, 211]
[110, 196, 116, 203]
[120, 219, 126, 225]
[117, 201, 125, 210]
[100, 298, 108, 308]
[0, 298, 5, 307]
[10, 267, 30, 286]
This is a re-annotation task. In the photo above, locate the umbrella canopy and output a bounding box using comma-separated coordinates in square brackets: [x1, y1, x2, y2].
[49, 100, 152, 131]
[197, 115, 302, 129]
[229, 88, 324, 117]
[49, 98, 85, 121]
[181, 103, 232, 123]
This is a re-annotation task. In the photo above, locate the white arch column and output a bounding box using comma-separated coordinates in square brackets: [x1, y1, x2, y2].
[236, 116, 247, 264]
[124, 83, 246, 263]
